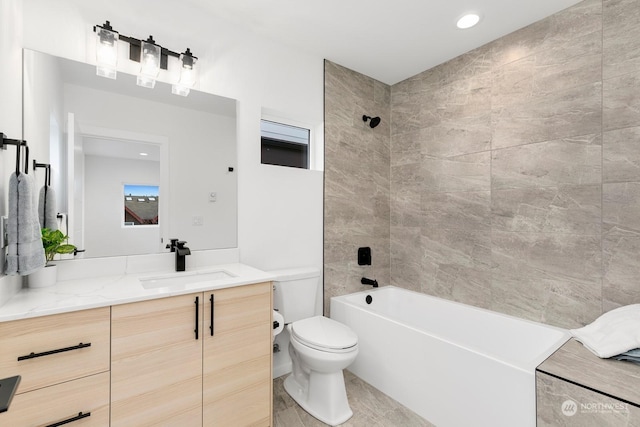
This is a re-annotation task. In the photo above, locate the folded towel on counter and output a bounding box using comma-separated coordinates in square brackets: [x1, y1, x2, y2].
[612, 348, 640, 365]
[570, 304, 640, 358]
[5, 172, 46, 276]
[38, 185, 58, 231]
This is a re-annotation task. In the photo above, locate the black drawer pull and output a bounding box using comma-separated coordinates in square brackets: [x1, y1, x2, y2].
[46, 411, 91, 427]
[17, 343, 91, 361]
[209, 294, 214, 337]
[195, 296, 199, 340]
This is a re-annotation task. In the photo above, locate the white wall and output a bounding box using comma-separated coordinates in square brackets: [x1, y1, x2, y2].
[84, 155, 160, 257]
[0, 0, 24, 305]
[23, 49, 64, 166]
[3, 0, 323, 294]
[63, 82, 237, 252]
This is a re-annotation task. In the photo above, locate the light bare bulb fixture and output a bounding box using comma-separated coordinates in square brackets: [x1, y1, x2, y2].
[137, 36, 161, 88]
[94, 21, 119, 79]
[93, 21, 200, 96]
[172, 48, 199, 97]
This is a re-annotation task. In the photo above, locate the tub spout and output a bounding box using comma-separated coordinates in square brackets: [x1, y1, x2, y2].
[361, 277, 378, 288]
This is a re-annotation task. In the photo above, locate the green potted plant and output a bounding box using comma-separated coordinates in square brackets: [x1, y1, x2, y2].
[27, 228, 76, 288]
[41, 228, 76, 265]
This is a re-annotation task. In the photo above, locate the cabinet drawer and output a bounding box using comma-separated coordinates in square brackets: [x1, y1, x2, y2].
[0, 371, 110, 426]
[0, 307, 110, 393]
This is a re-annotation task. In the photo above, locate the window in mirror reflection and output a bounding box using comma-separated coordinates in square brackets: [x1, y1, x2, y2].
[124, 184, 159, 226]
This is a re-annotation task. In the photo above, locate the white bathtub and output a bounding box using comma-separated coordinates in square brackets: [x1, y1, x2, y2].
[330, 286, 569, 427]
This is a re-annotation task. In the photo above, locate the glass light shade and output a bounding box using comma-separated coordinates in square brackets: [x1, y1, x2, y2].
[137, 75, 157, 89]
[172, 51, 198, 96]
[137, 40, 161, 88]
[95, 26, 118, 79]
[179, 52, 198, 87]
[171, 84, 190, 97]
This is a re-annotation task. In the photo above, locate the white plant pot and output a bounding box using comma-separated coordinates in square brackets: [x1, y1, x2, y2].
[27, 264, 58, 288]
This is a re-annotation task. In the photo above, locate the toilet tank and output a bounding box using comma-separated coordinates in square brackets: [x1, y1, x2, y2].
[270, 267, 320, 323]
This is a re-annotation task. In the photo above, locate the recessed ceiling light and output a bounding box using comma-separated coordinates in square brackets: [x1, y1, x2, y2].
[139, 152, 149, 156]
[457, 13, 480, 29]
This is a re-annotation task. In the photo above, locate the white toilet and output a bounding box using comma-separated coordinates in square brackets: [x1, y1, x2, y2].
[271, 267, 358, 426]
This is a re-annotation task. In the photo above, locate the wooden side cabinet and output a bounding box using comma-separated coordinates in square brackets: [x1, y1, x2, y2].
[203, 282, 273, 426]
[111, 292, 204, 426]
[111, 282, 273, 426]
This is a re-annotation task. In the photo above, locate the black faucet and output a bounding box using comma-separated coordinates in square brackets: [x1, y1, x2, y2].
[166, 239, 191, 271]
[361, 277, 378, 288]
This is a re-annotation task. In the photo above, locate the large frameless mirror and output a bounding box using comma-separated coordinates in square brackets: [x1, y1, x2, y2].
[23, 49, 238, 258]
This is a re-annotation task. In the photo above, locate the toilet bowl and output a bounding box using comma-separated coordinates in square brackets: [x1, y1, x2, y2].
[283, 315, 358, 426]
[270, 267, 359, 426]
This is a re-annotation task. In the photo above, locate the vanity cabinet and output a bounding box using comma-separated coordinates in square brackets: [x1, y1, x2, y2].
[1, 372, 110, 426]
[111, 282, 273, 426]
[111, 292, 204, 426]
[203, 282, 273, 426]
[0, 307, 111, 426]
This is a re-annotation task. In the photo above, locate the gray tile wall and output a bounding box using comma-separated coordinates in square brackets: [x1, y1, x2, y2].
[324, 60, 390, 314]
[325, 0, 640, 328]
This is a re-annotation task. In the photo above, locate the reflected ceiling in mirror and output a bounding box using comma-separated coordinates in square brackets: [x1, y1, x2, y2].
[23, 49, 238, 258]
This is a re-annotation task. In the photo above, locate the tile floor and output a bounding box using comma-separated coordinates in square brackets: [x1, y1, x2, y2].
[273, 371, 434, 427]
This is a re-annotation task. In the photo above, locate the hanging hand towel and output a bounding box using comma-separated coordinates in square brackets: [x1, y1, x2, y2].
[5, 172, 46, 276]
[570, 304, 640, 358]
[38, 185, 58, 231]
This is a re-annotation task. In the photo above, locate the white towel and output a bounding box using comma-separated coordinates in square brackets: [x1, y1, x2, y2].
[5, 172, 46, 275]
[570, 304, 640, 358]
[38, 185, 58, 231]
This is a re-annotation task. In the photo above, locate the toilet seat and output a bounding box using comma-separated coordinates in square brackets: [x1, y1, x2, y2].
[290, 316, 358, 353]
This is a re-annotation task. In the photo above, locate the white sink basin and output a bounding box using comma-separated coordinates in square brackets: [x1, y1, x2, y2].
[140, 270, 236, 289]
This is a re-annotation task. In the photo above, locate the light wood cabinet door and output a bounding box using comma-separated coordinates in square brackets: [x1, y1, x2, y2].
[111, 293, 203, 427]
[0, 307, 110, 394]
[203, 282, 273, 426]
[0, 371, 110, 427]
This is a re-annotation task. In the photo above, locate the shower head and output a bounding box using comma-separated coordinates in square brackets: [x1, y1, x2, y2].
[363, 115, 381, 128]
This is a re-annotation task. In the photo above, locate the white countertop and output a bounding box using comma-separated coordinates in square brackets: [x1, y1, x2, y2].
[0, 262, 275, 322]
